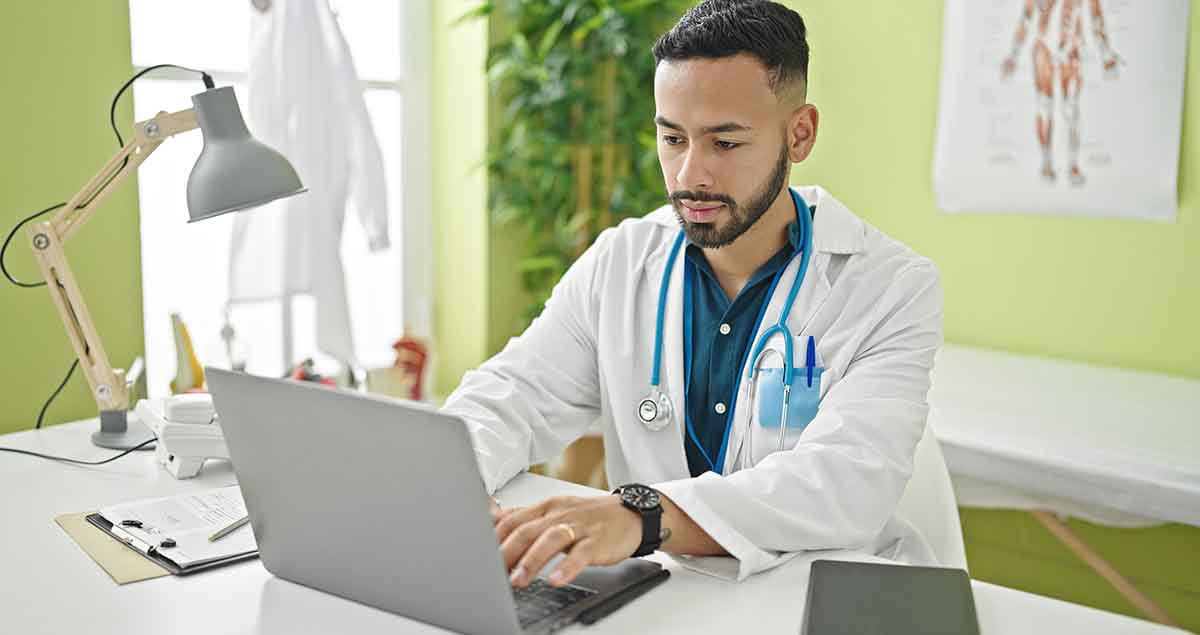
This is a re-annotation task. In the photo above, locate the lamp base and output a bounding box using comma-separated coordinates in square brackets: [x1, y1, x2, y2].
[91, 409, 156, 450]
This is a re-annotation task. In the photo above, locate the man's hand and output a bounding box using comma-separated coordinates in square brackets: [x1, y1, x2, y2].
[495, 495, 641, 589]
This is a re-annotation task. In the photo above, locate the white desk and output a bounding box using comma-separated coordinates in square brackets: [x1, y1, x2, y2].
[1, 420, 1187, 635]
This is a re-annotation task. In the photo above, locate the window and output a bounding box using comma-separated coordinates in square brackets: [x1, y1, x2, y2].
[128, 0, 429, 397]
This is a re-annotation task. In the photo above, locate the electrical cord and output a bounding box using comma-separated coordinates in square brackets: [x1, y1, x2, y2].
[0, 437, 157, 466]
[1, 202, 65, 287]
[108, 64, 213, 169]
[36, 359, 79, 429]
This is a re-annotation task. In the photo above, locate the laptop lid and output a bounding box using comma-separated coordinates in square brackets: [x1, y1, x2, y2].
[207, 368, 524, 635]
[801, 560, 980, 635]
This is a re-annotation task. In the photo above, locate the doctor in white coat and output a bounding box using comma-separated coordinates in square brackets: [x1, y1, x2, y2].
[443, 0, 942, 586]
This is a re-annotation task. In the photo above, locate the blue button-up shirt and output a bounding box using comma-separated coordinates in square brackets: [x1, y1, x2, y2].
[683, 219, 805, 477]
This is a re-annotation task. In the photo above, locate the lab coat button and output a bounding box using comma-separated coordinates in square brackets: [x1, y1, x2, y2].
[719, 323, 731, 335]
[714, 402, 727, 415]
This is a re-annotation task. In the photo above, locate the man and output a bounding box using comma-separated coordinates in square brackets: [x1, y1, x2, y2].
[443, 0, 943, 586]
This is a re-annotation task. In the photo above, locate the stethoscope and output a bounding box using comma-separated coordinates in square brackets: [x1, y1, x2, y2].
[637, 188, 814, 472]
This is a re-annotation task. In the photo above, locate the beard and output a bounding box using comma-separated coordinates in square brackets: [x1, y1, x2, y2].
[669, 143, 791, 249]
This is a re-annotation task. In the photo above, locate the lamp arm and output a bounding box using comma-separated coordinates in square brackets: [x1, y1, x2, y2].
[26, 109, 198, 414]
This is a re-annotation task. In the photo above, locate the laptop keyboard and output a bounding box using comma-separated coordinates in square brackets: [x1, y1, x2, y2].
[512, 578, 597, 628]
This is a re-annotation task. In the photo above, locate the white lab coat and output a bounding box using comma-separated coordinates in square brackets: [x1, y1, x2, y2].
[229, 0, 390, 364]
[443, 185, 942, 580]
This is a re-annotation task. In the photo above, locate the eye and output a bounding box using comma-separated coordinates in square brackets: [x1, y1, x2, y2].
[662, 135, 683, 146]
[715, 140, 741, 150]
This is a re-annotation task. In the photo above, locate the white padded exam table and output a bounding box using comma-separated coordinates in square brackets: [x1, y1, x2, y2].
[928, 344, 1200, 627]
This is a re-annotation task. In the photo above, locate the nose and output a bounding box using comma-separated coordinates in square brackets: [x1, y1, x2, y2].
[675, 147, 713, 192]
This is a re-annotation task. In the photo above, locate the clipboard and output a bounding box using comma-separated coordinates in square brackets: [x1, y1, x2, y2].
[85, 513, 258, 576]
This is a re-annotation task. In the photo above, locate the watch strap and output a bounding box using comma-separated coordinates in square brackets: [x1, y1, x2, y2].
[631, 504, 662, 557]
[615, 484, 665, 557]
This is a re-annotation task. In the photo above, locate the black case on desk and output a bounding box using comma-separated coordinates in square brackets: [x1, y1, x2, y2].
[85, 513, 259, 576]
[801, 559, 980, 635]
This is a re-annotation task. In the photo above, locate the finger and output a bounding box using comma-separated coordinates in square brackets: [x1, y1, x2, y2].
[500, 517, 553, 570]
[494, 505, 545, 544]
[493, 505, 520, 525]
[547, 538, 595, 587]
[494, 496, 579, 540]
[511, 522, 578, 588]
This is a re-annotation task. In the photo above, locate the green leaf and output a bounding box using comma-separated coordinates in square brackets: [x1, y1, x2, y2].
[536, 20, 566, 59]
[512, 32, 532, 60]
[571, 12, 607, 46]
[452, 2, 493, 27]
[517, 256, 564, 274]
[486, 0, 693, 324]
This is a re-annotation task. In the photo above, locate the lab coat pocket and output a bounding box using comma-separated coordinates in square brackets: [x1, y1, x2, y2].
[753, 365, 824, 447]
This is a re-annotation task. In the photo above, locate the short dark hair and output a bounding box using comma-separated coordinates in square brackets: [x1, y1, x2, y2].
[652, 0, 809, 95]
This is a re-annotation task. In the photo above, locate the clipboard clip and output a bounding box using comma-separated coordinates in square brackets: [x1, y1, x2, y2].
[110, 524, 158, 556]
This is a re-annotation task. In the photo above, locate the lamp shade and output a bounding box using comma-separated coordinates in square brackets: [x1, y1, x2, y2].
[186, 86, 306, 222]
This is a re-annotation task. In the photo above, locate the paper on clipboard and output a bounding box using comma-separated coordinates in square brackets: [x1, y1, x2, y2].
[98, 485, 257, 569]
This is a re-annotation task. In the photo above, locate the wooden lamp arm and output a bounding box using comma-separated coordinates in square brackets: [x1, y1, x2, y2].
[26, 109, 198, 414]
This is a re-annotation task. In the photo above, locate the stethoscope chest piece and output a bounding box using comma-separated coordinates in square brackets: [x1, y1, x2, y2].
[637, 389, 673, 431]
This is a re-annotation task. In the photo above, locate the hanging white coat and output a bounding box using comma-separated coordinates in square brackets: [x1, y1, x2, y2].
[229, 0, 390, 365]
[443, 185, 943, 581]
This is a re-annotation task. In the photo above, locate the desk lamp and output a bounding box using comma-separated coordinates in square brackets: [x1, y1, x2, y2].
[24, 75, 305, 450]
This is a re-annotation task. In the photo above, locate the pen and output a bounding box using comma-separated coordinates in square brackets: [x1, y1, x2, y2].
[577, 569, 670, 625]
[805, 335, 816, 388]
[208, 514, 250, 542]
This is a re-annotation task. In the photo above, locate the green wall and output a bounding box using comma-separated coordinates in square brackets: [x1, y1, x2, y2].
[0, 1, 142, 434]
[432, 0, 491, 397]
[962, 509, 1200, 631]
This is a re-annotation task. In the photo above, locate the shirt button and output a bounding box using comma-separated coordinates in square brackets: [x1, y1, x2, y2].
[714, 402, 727, 415]
[719, 323, 731, 335]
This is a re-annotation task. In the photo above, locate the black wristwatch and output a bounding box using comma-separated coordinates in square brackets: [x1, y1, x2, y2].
[613, 483, 664, 557]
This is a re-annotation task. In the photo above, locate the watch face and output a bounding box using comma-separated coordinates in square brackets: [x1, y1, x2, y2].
[620, 485, 660, 510]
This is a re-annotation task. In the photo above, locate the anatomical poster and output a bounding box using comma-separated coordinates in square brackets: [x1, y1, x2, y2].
[933, 0, 1190, 221]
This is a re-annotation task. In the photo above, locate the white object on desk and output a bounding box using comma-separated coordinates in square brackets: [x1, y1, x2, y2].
[136, 396, 230, 479]
[2, 419, 1189, 635]
[162, 393, 217, 425]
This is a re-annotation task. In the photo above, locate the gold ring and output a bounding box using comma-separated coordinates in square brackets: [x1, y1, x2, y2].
[557, 522, 577, 543]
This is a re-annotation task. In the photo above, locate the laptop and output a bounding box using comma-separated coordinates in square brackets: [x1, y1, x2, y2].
[801, 560, 980, 635]
[206, 368, 664, 635]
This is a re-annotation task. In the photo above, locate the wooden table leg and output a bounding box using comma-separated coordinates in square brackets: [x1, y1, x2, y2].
[1029, 510, 1178, 628]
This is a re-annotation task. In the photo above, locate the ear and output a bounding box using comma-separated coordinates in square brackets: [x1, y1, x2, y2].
[787, 103, 819, 163]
